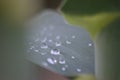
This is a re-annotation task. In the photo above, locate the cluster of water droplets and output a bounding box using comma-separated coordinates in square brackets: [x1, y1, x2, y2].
[26, 10, 95, 76]
[27, 24, 94, 76]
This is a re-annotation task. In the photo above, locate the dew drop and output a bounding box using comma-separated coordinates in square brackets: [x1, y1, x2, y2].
[77, 68, 81, 72]
[41, 38, 47, 43]
[72, 35, 76, 39]
[47, 58, 57, 64]
[88, 43, 92, 46]
[61, 67, 66, 71]
[65, 65, 68, 68]
[34, 50, 39, 52]
[41, 43, 48, 49]
[66, 40, 71, 44]
[55, 42, 61, 46]
[71, 56, 75, 59]
[30, 46, 35, 50]
[59, 58, 66, 64]
[50, 49, 60, 55]
[41, 52, 47, 55]
[48, 39, 53, 42]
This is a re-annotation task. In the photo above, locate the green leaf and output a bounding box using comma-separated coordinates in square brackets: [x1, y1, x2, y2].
[61, 0, 120, 38]
[62, 0, 120, 15]
[74, 74, 95, 80]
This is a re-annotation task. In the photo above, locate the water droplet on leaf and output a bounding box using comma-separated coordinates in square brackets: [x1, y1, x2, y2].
[77, 68, 81, 72]
[65, 65, 68, 68]
[72, 35, 76, 39]
[50, 49, 60, 55]
[47, 58, 57, 64]
[48, 39, 53, 42]
[55, 42, 61, 46]
[41, 38, 47, 43]
[71, 56, 75, 59]
[59, 58, 66, 64]
[66, 40, 71, 44]
[41, 52, 47, 55]
[88, 43, 92, 46]
[41, 43, 48, 49]
[34, 50, 39, 52]
[30, 46, 35, 50]
[61, 67, 66, 71]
